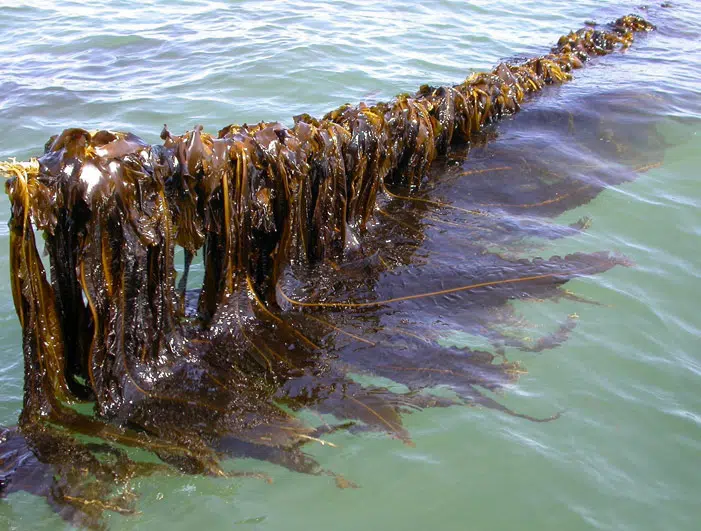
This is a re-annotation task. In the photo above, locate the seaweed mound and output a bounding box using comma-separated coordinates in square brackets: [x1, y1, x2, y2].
[0, 15, 655, 528]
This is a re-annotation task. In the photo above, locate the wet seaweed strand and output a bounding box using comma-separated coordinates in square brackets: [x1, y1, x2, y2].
[1, 15, 654, 421]
[0, 14, 659, 527]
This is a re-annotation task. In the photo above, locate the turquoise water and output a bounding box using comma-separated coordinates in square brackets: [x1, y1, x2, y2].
[1, 1, 700, 530]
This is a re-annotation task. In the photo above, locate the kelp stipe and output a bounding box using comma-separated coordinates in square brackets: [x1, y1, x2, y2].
[0, 15, 657, 529]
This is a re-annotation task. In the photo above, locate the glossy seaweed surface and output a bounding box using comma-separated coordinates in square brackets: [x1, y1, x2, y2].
[0, 15, 660, 529]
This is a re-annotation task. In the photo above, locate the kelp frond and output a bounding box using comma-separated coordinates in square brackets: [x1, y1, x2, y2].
[0, 14, 658, 529]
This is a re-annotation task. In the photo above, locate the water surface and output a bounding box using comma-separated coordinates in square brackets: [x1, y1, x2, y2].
[0, 1, 699, 530]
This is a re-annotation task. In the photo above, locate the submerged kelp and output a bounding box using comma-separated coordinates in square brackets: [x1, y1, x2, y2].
[0, 14, 658, 528]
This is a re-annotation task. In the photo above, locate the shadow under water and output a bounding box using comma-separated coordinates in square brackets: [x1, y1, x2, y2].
[0, 15, 665, 529]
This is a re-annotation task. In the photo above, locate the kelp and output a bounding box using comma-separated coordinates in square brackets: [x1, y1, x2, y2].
[0, 14, 657, 528]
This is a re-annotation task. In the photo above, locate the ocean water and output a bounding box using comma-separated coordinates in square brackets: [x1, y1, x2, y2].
[0, 1, 700, 530]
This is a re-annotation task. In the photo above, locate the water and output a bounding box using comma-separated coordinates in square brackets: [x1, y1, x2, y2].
[1, 1, 700, 529]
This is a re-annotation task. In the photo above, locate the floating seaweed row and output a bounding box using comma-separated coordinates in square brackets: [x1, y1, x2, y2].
[0, 14, 654, 528]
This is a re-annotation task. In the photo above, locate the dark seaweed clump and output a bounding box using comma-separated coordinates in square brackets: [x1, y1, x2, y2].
[0, 15, 657, 529]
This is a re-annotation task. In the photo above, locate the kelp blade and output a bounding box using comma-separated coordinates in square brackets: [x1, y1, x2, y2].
[0, 14, 658, 529]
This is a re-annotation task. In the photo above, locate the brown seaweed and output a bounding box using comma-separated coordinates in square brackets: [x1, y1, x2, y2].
[0, 15, 657, 528]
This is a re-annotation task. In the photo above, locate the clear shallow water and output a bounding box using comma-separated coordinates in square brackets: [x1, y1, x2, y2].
[1, 1, 700, 530]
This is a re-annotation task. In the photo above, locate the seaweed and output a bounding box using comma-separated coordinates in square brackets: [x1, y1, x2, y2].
[0, 15, 658, 528]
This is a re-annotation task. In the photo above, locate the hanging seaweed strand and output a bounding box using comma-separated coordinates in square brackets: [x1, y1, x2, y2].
[0, 14, 655, 529]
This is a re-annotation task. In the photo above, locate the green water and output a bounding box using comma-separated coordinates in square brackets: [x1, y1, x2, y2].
[1, 1, 700, 530]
